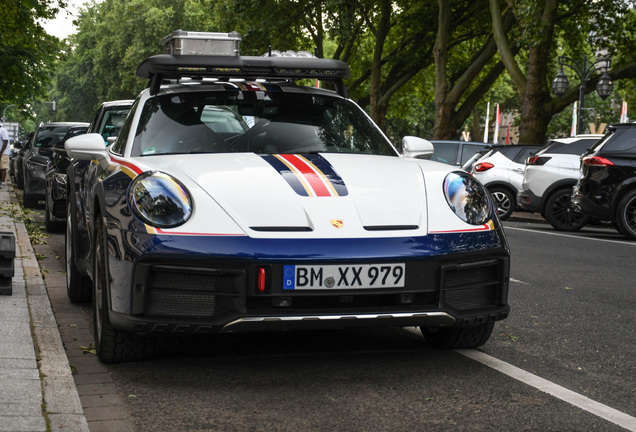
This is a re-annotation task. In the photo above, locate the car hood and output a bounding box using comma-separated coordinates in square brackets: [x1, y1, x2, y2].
[137, 153, 430, 238]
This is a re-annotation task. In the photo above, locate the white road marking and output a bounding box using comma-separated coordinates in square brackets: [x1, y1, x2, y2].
[457, 349, 636, 431]
[403, 327, 636, 431]
[510, 278, 528, 284]
[505, 226, 636, 246]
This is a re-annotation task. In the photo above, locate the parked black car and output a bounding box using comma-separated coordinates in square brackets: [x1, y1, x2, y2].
[572, 123, 636, 240]
[13, 132, 34, 189]
[44, 124, 89, 232]
[429, 140, 490, 167]
[21, 123, 87, 208]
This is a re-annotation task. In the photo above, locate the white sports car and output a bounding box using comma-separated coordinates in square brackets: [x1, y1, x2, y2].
[65, 50, 510, 363]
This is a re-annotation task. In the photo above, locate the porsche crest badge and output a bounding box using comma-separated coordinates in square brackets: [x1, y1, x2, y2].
[330, 219, 344, 229]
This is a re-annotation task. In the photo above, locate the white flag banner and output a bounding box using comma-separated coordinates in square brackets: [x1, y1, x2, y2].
[620, 101, 628, 123]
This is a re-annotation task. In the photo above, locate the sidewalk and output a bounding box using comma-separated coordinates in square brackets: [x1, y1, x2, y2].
[0, 182, 89, 432]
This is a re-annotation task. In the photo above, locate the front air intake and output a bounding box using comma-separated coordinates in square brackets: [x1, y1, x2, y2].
[441, 260, 503, 310]
[143, 265, 239, 317]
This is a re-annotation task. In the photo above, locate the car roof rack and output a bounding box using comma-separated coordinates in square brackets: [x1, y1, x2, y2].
[136, 54, 350, 98]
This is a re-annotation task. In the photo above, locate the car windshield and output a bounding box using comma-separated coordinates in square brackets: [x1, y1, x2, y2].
[131, 90, 397, 157]
[35, 125, 74, 148]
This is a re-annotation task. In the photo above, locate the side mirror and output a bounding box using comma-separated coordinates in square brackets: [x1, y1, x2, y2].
[65, 133, 111, 169]
[106, 136, 117, 145]
[13, 142, 22, 150]
[402, 136, 434, 160]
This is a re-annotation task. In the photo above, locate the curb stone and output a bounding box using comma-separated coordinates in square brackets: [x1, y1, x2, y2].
[0, 182, 89, 432]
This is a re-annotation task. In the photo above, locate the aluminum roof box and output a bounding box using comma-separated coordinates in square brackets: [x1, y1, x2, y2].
[162, 30, 241, 56]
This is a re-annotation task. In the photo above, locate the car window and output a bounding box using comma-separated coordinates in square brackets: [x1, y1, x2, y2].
[34, 125, 73, 147]
[544, 139, 598, 155]
[99, 109, 131, 142]
[497, 146, 522, 160]
[111, 100, 139, 156]
[430, 143, 459, 164]
[131, 91, 397, 157]
[460, 144, 488, 165]
[461, 149, 491, 171]
[514, 147, 538, 163]
[602, 127, 636, 152]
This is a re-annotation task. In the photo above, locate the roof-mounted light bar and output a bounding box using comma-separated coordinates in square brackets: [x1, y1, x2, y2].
[136, 54, 350, 97]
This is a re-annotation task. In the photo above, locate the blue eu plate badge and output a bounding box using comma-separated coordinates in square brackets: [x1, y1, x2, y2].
[283, 265, 295, 290]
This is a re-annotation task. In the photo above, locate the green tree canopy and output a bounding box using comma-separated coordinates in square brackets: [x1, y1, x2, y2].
[0, 0, 61, 103]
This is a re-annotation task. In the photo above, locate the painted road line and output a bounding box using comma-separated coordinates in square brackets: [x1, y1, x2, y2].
[457, 349, 636, 431]
[403, 327, 636, 431]
[505, 226, 636, 246]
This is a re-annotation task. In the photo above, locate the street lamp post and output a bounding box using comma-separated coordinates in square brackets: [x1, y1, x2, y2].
[551, 55, 613, 135]
[1, 104, 16, 122]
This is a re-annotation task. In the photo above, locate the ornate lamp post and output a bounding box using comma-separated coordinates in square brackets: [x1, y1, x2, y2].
[551, 55, 613, 135]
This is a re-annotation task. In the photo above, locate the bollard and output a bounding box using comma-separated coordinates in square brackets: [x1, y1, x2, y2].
[0, 232, 15, 296]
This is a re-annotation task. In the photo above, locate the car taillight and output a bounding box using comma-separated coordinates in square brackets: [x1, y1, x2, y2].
[527, 156, 551, 166]
[474, 162, 494, 172]
[583, 156, 614, 166]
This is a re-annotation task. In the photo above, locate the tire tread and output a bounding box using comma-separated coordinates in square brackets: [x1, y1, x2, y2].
[421, 322, 495, 349]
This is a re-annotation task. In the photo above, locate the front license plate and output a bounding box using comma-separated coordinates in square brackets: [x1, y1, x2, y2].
[283, 264, 406, 290]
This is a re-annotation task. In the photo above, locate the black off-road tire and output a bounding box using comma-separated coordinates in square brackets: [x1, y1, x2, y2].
[45, 203, 65, 233]
[93, 217, 155, 363]
[488, 187, 515, 221]
[544, 188, 589, 232]
[65, 201, 92, 303]
[421, 322, 495, 349]
[23, 193, 38, 209]
[16, 171, 23, 190]
[616, 190, 636, 240]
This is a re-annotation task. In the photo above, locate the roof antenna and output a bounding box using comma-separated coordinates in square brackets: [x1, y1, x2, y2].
[254, 49, 258, 56]
[268, 45, 272, 57]
[314, 47, 317, 57]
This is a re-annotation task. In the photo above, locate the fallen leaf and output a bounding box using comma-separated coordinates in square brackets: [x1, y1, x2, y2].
[80, 345, 96, 355]
[565, 287, 573, 290]
[68, 324, 76, 327]
[129, 395, 138, 398]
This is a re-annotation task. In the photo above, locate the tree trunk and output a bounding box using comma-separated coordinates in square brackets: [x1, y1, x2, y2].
[369, 0, 392, 124]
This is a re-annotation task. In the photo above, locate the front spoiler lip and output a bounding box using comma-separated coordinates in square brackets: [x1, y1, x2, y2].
[108, 309, 465, 335]
[221, 311, 455, 333]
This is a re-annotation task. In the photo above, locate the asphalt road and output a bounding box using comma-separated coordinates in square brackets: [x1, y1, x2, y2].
[34, 212, 636, 431]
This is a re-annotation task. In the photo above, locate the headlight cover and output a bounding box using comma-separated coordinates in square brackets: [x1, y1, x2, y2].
[443, 172, 491, 225]
[128, 171, 192, 228]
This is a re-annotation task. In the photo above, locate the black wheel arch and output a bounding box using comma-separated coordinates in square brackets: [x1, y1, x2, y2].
[540, 179, 577, 211]
[611, 178, 636, 217]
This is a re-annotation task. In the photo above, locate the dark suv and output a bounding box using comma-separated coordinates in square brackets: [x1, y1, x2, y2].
[572, 124, 636, 239]
[21, 122, 87, 208]
[44, 124, 89, 232]
[43, 100, 133, 233]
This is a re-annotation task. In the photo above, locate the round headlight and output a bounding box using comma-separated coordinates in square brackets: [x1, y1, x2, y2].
[128, 171, 192, 228]
[443, 172, 491, 225]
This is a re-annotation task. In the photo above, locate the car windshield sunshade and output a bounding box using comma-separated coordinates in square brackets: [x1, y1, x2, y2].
[131, 91, 396, 157]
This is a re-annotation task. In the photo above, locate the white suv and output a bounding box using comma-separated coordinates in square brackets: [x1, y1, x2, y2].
[471, 145, 542, 220]
[517, 134, 602, 231]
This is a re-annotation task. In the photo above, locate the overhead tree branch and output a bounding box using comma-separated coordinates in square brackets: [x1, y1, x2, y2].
[490, 0, 527, 99]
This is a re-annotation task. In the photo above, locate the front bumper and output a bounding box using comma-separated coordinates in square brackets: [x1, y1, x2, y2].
[517, 188, 542, 213]
[104, 229, 511, 336]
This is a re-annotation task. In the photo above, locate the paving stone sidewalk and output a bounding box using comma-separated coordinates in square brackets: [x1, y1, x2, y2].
[0, 182, 89, 432]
